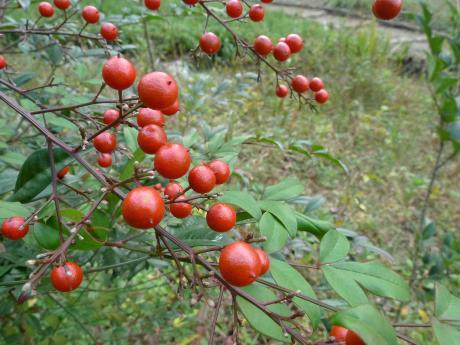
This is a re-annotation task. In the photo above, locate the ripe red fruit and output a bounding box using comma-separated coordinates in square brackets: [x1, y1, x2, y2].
[183, 0, 199, 5]
[170, 195, 193, 218]
[102, 56, 136, 91]
[249, 4, 264, 22]
[93, 132, 117, 153]
[82, 5, 100, 24]
[144, 0, 161, 10]
[226, 0, 243, 18]
[261, 0, 273, 2]
[100, 23, 118, 41]
[200, 32, 221, 55]
[273, 42, 291, 62]
[276, 84, 289, 98]
[137, 108, 164, 127]
[254, 248, 270, 275]
[208, 160, 230, 184]
[330, 326, 349, 342]
[161, 99, 180, 116]
[38, 2, 54, 17]
[57, 166, 70, 179]
[188, 165, 216, 193]
[97, 153, 112, 168]
[254, 35, 273, 56]
[137, 124, 167, 154]
[346, 330, 366, 345]
[103, 109, 120, 126]
[372, 0, 402, 20]
[50, 262, 83, 292]
[1, 217, 29, 240]
[154, 143, 191, 179]
[164, 182, 184, 200]
[206, 203, 236, 232]
[122, 186, 165, 229]
[219, 241, 261, 286]
[0, 55, 6, 69]
[309, 77, 324, 92]
[315, 89, 329, 104]
[285, 34, 304, 54]
[291, 75, 309, 93]
[138, 72, 179, 110]
[53, 0, 70, 10]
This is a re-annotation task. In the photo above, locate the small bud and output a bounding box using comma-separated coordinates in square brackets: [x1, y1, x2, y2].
[207, 299, 215, 308]
[100, 187, 107, 193]
[70, 227, 78, 234]
[22, 282, 32, 293]
[26, 260, 36, 266]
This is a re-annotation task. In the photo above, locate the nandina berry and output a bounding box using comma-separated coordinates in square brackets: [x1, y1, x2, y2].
[1, 217, 29, 240]
[254, 248, 270, 275]
[315, 89, 329, 104]
[57, 166, 70, 179]
[154, 143, 191, 179]
[122, 186, 165, 229]
[285, 34, 304, 54]
[137, 124, 167, 154]
[0, 55, 6, 69]
[291, 75, 309, 93]
[93, 132, 117, 153]
[273, 42, 291, 62]
[200, 32, 221, 55]
[330, 326, 349, 342]
[188, 165, 216, 193]
[206, 203, 236, 232]
[276, 84, 289, 98]
[208, 160, 230, 184]
[53, 0, 70, 10]
[183, 0, 199, 5]
[100, 23, 118, 41]
[372, 0, 402, 20]
[219, 241, 261, 286]
[254, 35, 273, 56]
[346, 330, 366, 345]
[137, 108, 164, 127]
[261, 0, 272, 2]
[102, 56, 136, 91]
[226, 0, 243, 18]
[138, 72, 179, 110]
[50, 262, 83, 292]
[161, 99, 180, 116]
[38, 2, 54, 17]
[144, 0, 161, 10]
[170, 195, 193, 219]
[309, 77, 324, 92]
[82, 5, 99, 23]
[97, 153, 112, 168]
[103, 109, 120, 126]
[164, 182, 184, 200]
[249, 4, 264, 21]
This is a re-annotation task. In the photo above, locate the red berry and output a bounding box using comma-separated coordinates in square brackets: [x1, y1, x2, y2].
[276, 84, 289, 98]
[278, 37, 286, 43]
[53, 0, 70, 10]
[183, 0, 199, 5]
[103, 109, 120, 127]
[219, 241, 261, 286]
[137, 124, 167, 154]
[57, 166, 70, 179]
[51, 262, 83, 292]
[154, 143, 191, 179]
[254, 248, 270, 275]
[291, 75, 309, 93]
[200, 32, 221, 55]
[137, 108, 165, 127]
[372, 0, 402, 20]
[226, 0, 243, 18]
[170, 195, 193, 219]
[330, 326, 349, 342]
[285, 34, 304, 54]
[315, 89, 329, 104]
[97, 154, 112, 168]
[261, 0, 273, 2]
[188, 165, 216, 193]
[208, 160, 230, 184]
[102, 56, 136, 91]
[1, 217, 29, 240]
[93, 132, 117, 153]
[161, 99, 180, 116]
[249, 4, 264, 21]
[144, 0, 161, 10]
[138, 72, 179, 110]
[309, 77, 324, 92]
[0, 55, 6, 69]
[346, 330, 366, 345]
[122, 186, 165, 229]
[100, 23, 118, 41]
[254, 35, 273, 56]
[206, 203, 236, 232]
[273, 42, 291, 62]
[38, 2, 54, 17]
[164, 182, 184, 200]
[82, 5, 99, 24]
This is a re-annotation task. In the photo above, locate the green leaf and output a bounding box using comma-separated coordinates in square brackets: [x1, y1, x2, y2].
[0, 170, 19, 195]
[320, 230, 350, 263]
[433, 319, 460, 345]
[322, 266, 369, 306]
[296, 212, 333, 238]
[264, 177, 304, 201]
[220, 191, 262, 220]
[435, 284, 460, 320]
[0, 201, 32, 218]
[270, 259, 321, 327]
[259, 212, 288, 253]
[33, 222, 61, 250]
[259, 200, 297, 236]
[123, 127, 139, 152]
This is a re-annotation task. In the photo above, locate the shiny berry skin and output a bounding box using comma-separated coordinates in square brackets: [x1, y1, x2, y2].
[164, 182, 184, 200]
[273, 42, 291, 62]
[372, 0, 402, 20]
[93, 132, 117, 153]
[97, 153, 112, 168]
[137, 124, 167, 154]
[183, 0, 199, 5]
[138, 72, 179, 110]
[170, 195, 193, 219]
[219, 241, 261, 286]
[309, 77, 324, 92]
[330, 326, 349, 342]
[276, 84, 289, 98]
[208, 160, 230, 184]
[102, 56, 136, 91]
[145, 0, 161, 10]
[161, 99, 180, 116]
[50, 262, 83, 292]
[122, 186, 165, 229]
[57, 166, 70, 179]
[137, 108, 164, 127]
[38, 2, 54, 17]
[200, 32, 221, 55]
[291, 75, 309, 93]
[1, 217, 29, 240]
[226, 0, 243, 18]
[103, 109, 120, 126]
[285, 34, 304, 54]
[249, 4, 264, 22]
[82, 5, 99, 24]
[315, 89, 329, 104]
[206, 203, 236, 232]
[254, 35, 273, 56]
[254, 248, 270, 275]
[0, 55, 6, 69]
[54, 0, 70, 10]
[188, 165, 216, 194]
[154, 143, 191, 179]
[100, 23, 118, 41]
[346, 330, 366, 345]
